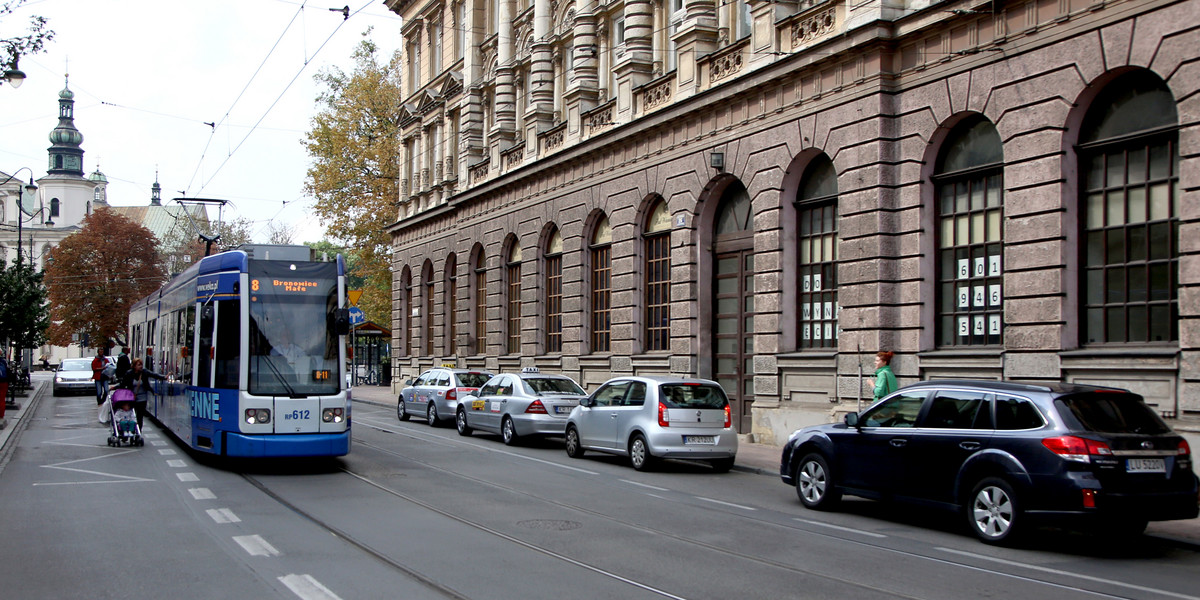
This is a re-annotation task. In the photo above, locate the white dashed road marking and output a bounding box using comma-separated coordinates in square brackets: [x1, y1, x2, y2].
[189, 487, 216, 500]
[176, 472, 199, 482]
[794, 518, 888, 538]
[695, 496, 755, 511]
[166, 459, 187, 468]
[207, 508, 241, 524]
[278, 574, 343, 600]
[233, 534, 280, 557]
[158, 448, 177, 455]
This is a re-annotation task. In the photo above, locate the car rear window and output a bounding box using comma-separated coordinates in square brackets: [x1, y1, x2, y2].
[455, 372, 492, 388]
[659, 384, 728, 409]
[523, 377, 585, 395]
[1055, 392, 1171, 435]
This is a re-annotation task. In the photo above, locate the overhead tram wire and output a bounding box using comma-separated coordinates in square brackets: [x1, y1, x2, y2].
[191, 0, 376, 198]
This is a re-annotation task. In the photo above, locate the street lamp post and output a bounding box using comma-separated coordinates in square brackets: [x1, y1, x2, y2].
[1, 50, 26, 88]
[2, 168, 52, 371]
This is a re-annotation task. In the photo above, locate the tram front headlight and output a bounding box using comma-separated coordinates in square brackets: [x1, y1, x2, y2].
[322, 407, 344, 423]
[245, 408, 271, 425]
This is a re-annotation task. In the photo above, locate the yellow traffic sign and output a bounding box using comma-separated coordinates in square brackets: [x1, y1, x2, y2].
[348, 290, 363, 306]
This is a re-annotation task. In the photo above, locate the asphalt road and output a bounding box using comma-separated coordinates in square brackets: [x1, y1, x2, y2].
[2, 379, 1198, 599]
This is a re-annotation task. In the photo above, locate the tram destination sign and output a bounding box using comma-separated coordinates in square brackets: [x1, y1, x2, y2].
[251, 278, 330, 296]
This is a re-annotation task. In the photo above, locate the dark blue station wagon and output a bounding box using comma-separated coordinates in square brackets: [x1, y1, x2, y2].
[780, 380, 1199, 544]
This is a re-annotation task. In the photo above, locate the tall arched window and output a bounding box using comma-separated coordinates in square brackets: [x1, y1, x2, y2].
[506, 242, 522, 354]
[471, 246, 487, 355]
[796, 155, 838, 349]
[934, 117, 1004, 346]
[423, 261, 435, 355]
[444, 254, 457, 356]
[590, 215, 612, 353]
[401, 267, 413, 356]
[644, 200, 671, 351]
[545, 228, 564, 353]
[50, 198, 60, 217]
[1080, 72, 1179, 345]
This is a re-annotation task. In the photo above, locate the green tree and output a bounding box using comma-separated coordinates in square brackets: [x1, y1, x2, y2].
[1, 1, 55, 72]
[44, 208, 166, 349]
[303, 33, 400, 325]
[0, 257, 49, 356]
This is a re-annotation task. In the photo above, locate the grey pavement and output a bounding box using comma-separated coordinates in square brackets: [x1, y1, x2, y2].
[6, 377, 1195, 548]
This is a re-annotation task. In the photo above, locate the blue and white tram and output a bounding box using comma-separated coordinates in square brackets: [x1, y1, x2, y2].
[128, 246, 351, 457]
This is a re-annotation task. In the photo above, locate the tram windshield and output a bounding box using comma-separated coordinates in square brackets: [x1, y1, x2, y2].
[247, 261, 341, 397]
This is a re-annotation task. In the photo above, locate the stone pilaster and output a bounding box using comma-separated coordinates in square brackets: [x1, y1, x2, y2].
[672, 0, 719, 100]
[614, 0, 655, 120]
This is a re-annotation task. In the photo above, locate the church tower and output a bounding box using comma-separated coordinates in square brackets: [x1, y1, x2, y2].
[47, 76, 85, 176]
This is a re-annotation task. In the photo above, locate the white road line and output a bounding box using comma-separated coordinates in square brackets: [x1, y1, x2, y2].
[166, 459, 187, 468]
[35, 451, 156, 485]
[176, 472, 199, 482]
[937, 547, 1200, 600]
[207, 508, 241, 524]
[794, 518, 887, 538]
[150, 441, 167, 446]
[233, 534, 280, 557]
[158, 448, 177, 455]
[621, 479, 669, 491]
[189, 487, 216, 500]
[695, 496, 756, 511]
[279, 574, 342, 600]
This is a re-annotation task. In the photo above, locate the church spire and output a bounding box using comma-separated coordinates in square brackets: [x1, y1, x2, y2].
[151, 170, 162, 206]
[47, 73, 85, 177]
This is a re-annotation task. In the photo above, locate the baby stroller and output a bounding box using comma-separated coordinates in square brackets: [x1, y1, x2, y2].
[107, 388, 144, 447]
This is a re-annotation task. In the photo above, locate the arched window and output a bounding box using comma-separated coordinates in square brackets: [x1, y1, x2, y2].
[423, 261, 435, 355]
[505, 242, 522, 354]
[1080, 72, 1179, 344]
[545, 228, 564, 353]
[590, 216, 612, 353]
[445, 254, 458, 356]
[471, 246, 487, 355]
[401, 267, 413, 356]
[934, 117, 1004, 346]
[50, 198, 60, 217]
[796, 155, 838, 349]
[644, 200, 671, 351]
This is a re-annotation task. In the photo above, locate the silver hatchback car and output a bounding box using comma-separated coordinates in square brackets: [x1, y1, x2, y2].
[398, 367, 494, 426]
[564, 376, 738, 472]
[456, 369, 588, 445]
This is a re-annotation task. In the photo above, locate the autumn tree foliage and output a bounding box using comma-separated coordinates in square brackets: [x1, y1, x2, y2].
[304, 34, 401, 325]
[44, 208, 166, 349]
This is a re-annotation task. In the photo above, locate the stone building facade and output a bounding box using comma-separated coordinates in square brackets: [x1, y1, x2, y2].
[384, 0, 1199, 444]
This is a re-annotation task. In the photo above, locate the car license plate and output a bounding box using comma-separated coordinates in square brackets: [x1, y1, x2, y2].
[684, 435, 716, 445]
[1127, 458, 1166, 473]
[555, 406, 572, 415]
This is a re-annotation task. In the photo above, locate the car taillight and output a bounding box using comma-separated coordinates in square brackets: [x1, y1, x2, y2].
[1081, 488, 1097, 508]
[526, 400, 547, 414]
[1042, 435, 1112, 463]
[658, 402, 669, 427]
[447, 388, 457, 401]
[724, 404, 731, 428]
[1179, 440, 1191, 456]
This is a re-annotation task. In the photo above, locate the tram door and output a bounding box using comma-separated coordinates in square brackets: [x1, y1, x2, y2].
[712, 184, 755, 433]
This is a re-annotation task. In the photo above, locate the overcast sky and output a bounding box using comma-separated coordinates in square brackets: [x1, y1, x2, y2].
[1, 0, 402, 245]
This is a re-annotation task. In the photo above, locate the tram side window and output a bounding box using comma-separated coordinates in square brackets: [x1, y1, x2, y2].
[215, 301, 240, 388]
[197, 304, 214, 387]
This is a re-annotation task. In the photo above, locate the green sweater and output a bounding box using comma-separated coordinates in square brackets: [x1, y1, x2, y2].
[873, 365, 897, 401]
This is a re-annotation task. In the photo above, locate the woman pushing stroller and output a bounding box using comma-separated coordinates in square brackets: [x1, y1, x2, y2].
[120, 358, 166, 429]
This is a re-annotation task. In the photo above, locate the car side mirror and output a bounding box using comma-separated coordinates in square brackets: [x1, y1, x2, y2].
[844, 412, 860, 428]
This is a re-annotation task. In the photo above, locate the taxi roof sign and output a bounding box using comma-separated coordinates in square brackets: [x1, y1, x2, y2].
[348, 289, 363, 306]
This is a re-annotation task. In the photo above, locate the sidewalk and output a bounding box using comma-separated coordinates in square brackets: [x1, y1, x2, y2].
[0, 377, 46, 469]
[349, 382, 1200, 548]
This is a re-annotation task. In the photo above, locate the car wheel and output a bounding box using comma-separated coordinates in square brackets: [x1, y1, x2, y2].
[629, 434, 656, 471]
[456, 408, 473, 436]
[426, 404, 439, 427]
[565, 426, 585, 458]
[397, 397, 410, 421]
[967, 477, 1021, 544]
[796, 453, 841, 510]
[710, 457, 735, 473]
[501, 417, 518, 446]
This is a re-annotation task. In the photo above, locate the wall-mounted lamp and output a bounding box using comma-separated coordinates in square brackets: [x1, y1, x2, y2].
[710, 151, 725, 171]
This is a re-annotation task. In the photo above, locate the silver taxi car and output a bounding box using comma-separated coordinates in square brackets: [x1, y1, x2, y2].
[456, 368, 588, 445]
[564, 376, 738, 472]
[53, 358, 96, 396]
[398, 367, 494, 427]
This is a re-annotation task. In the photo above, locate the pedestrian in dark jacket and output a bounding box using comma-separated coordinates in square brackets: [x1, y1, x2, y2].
[115, 347, 131, 381]
[120, 358, 165, 428]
